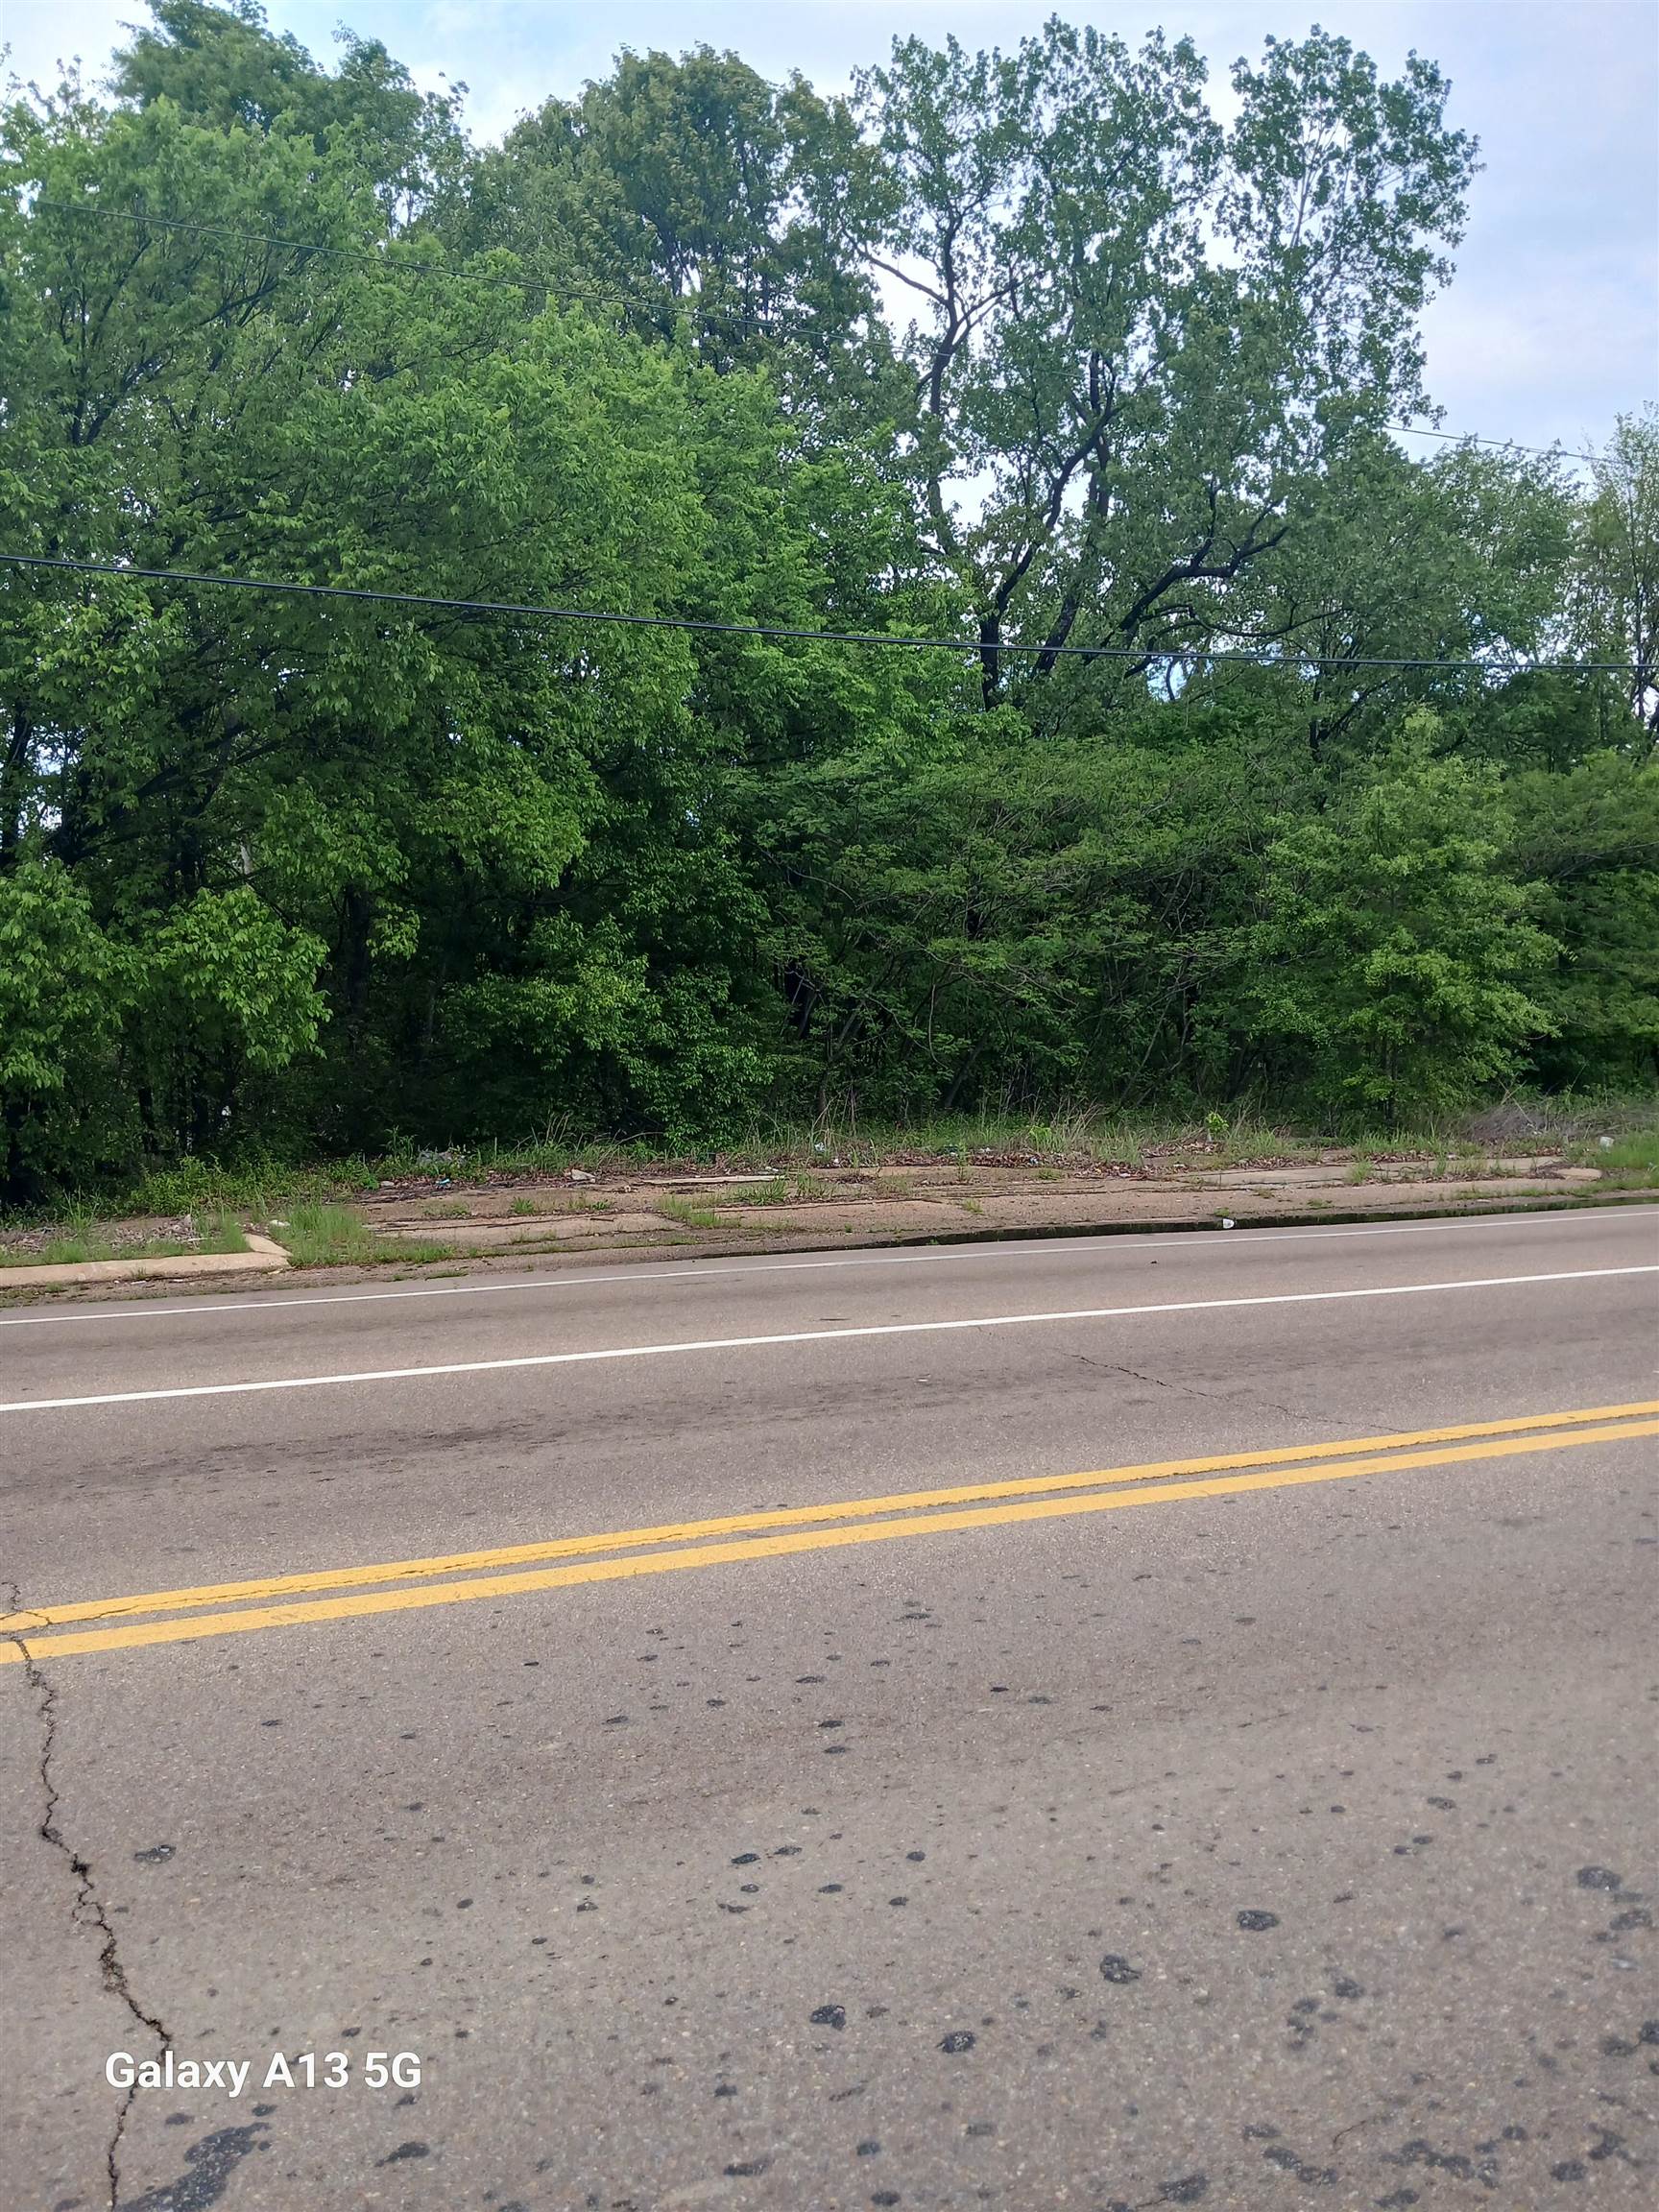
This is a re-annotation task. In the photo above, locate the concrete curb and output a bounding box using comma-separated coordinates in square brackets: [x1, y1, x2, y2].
[400, 1188, 1644, 1289]
[0, 1232, 290, 1290]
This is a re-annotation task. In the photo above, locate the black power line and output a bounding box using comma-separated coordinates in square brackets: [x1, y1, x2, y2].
[0, 551, 1636, 676]
[1387, 421, 1597, 465]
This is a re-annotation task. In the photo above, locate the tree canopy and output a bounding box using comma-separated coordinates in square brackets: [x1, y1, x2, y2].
[1, 2, 1653, 1197]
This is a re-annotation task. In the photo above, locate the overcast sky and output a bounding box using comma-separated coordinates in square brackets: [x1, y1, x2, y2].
[6, 1, 1655, 460]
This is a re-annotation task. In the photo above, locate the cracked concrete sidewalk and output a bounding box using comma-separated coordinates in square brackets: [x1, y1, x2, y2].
[0, 1154, 1624, 1308]
[355, 1152, 1609, 1264]
[0, 1236, 290, 1295]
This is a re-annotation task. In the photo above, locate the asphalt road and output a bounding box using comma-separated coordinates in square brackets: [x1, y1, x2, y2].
[3, 1206, 1656, 2212]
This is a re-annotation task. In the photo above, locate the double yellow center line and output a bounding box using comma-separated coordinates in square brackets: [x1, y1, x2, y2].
[4, 1401, 1653, 1666]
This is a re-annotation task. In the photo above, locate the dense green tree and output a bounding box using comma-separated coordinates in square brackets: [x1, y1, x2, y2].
[110, 0, 467, 214]
[456, 44, 899, 418]
[1573, 407, 1659, 741]
[0, 861, 129, 1193]
[1242, 440, 1576, 759]
[1238, 719, 1555, 1118]
[855, 21, 1476, 706]
[1, 31, 849, 1179]
[0, 3, 1649, 1197]
[1509, 752, 1659, 1086]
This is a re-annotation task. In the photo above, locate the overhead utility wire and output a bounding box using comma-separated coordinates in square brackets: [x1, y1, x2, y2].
[0, 553, 1636, 677]
[14, 200, 1604, 463]
[1386, 421, 1597, 465]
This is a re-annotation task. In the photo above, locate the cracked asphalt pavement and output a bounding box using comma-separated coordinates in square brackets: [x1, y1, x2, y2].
[2, 1207, 1656, 2209]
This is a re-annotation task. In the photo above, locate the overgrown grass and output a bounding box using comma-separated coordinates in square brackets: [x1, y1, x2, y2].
[3, 1208, 250, 1268]
[272, 1204, 381, 1265]
[10, 1090, 1654, 1233]
[1214, 1122, 1319, 1167]
[1025, 1108, 1098, 1153]
[722, 1177, 793, 1207]
[1574, 1126, 1659, 1189]
[656, 1195, 728, 1229]
[123, 1153, 367, 1217]
[733, 1106, 1326, 1173]
[34, 1236, 106, 1265]
[198, 1211, 251, 1254]
[1595, 1130, 1659, 1169]
[272, 1203, 457, 1267]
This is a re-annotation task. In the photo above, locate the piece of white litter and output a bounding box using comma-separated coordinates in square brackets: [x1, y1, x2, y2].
[1221, 1216, 1236, 1228]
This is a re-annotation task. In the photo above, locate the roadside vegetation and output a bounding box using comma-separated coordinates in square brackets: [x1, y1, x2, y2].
[2, 6, 1655, 1218]
[270, 1203, 454, 1269]
[1584, 1125, 1659, 1190]
[2, 1095, 1651, 1272]
[0, 1210, 248, 1267]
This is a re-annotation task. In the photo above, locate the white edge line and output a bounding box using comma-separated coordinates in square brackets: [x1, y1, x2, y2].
[1, 1203, 1650, 1329]
[2, 1266, 1653, 1415]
